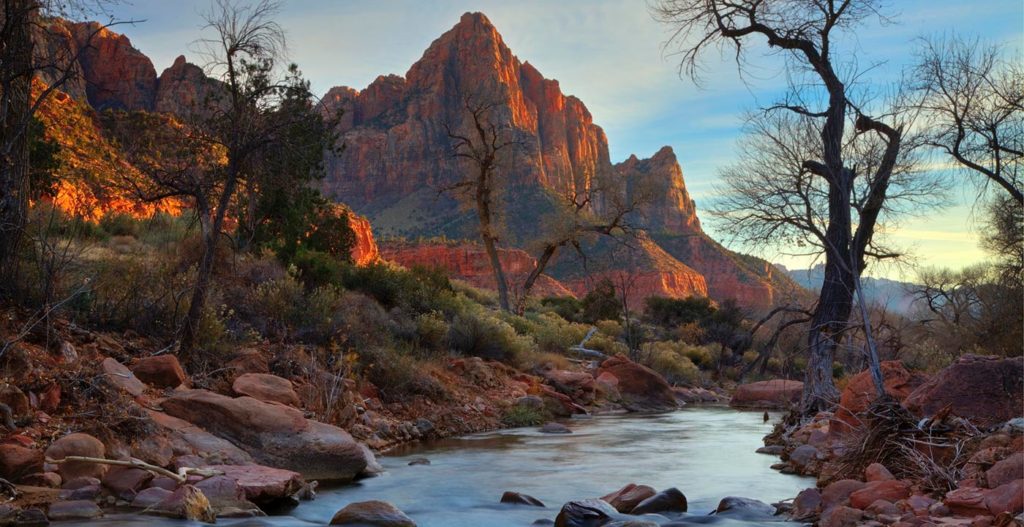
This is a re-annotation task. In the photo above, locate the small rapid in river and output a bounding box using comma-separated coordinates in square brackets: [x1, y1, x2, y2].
[65, 406, 813, 526]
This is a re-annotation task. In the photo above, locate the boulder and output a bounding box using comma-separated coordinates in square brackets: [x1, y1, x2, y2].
[44, 433, 107, 480]
[819, 505, 862, 527]
[131, 355, 187, 388]
[714, 496, 775, 519]
[101, 466, 153, 499]
[203, 465, 303, 505]
[132, 487, 173, 509]
[0, 385, 30, 418]
[904, 354, 1024, 427]
[849, 480, 911, 510]
[152, 485, 216, 523]
[821, 479, 866, 509]
[501, 491, 544, 507]
[597, 355, 677, 412]
[983, 479, 1023, 516]
[986, 452, 1024, 488]
[865, 463, 895, 482]
[100, 357, 146, 396]
[540, 423, 572, 434]
[540, 369, 597, 405]
[330, 500, 416, 526]
[145, 409, 252, 465]
[600, 483, 656, 513]
[791, 488, 822, 520]
[787, 444, 820, 474]
[232, 373, 301, 407]
[832, 361, 928, 434]
[21, 472, 61, 488]
[160, 389, 368, 481]
[0, 444, 43, 482]
[46, 500, 101, 521]
[554, 499, 618, 527]
[629, 487, 687, 515]
[729, 379, 802, 409]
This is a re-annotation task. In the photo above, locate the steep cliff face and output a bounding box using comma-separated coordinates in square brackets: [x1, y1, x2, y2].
[68, 22, 158, 111]
[155, 55, 226, 118]
[616, 146, 700, 233]
[322, 12, 611, 206]
[347, 213, 381, 266]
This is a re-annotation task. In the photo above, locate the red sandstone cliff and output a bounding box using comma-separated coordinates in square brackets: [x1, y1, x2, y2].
[348, 212, 381, 266]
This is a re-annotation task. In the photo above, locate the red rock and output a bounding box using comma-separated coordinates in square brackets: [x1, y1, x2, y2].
[101, 466, 153, 499]
[330, 500, 416, 526]
[321, 12, 791, 309]
[145, 409, 253, 465]
[986, 453, 1024, 488]
[348, 211, 380, 266]
[500, 491, 544, 507]
[382, 242, 575, 298]
[160, 389, 369, 481]
[47, 499, 102, 520]
[631, 487, 688, 515]
[21, 472, 61, 488]
[866, 462, 896, 482]
[866, 499, 900, 516]
[945, 486, 990, 516]
[232, 373, 300, 407]
[0, 385, 30, 418]
[597, 355, 678, 412]
[983, 479, 1023, 515]
[68, 22, 157, 111]
[154, 55, 225, 118]
[131, 487, 173, 509]
[600, 483, 656, 513]
[819, 505, 863, 527]
[821, 479, 867, 509]
[540, 369, 597, 405]
[131, 355, 187, 389]
[901, 494, 937, 516]
[101, 357, 146, 396]
[227, 349, 270, 375]
[37, 384, 61, 412]
[203, 465, 303, 505]
[44, 433, 107, 480]
[832, 361, 928, 434]
[153, 484, 216, 522]
[904, 355, 1024, 427]
[849, 480, 912, 509]
[730, 379, 803, 409]
[791, 488, 822, 520]
[0, 444, 43, 482]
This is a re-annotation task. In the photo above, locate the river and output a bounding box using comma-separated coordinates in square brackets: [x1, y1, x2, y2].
[66, 406, 813, 526]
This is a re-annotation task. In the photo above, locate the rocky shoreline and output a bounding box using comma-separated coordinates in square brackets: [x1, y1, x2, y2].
[0, 320, 730, 525]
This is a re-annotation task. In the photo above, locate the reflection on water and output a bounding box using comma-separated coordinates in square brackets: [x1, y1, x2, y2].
[63, 407, 813, 526]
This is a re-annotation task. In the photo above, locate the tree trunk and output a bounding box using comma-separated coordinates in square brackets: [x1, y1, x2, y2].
[0, 0, 36, 293]
[179, 173, 238, 365]
[802, 254, 853, 413]
[475, 166, 510, 312]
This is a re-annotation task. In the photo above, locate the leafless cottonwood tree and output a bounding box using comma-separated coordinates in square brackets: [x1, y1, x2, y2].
[913, 36, 1022, 205]
[652, 0, 938, 414]
[0, 0, 118, 293]
[445, 96, 653, 314]
[443, 97, 521, 312]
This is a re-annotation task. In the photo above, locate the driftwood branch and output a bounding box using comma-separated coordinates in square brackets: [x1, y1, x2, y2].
[46, 456, 222, 484]
[568, 327, 607, 360]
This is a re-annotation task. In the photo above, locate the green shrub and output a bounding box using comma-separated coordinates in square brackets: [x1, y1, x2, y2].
[540, 295, 582, 321]
[448, 310, 531, 361]
[501, 405, 548, 427]
[342, 263, 456, 315]
[414, 312, 449, 354]
[644, 295, 716, 328]
[644, 340, 701, 385]
[529, 312, 590, 354]
[356, 346, 447, 403]
[99, 212, 140, 237]
[292, 248, 344, 290]
[580, 279, 621, 323]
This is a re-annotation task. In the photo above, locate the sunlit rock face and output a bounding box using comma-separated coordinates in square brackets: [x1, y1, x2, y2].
[68, 22, 158, 111]
[317, 11, 793, 307]
[348, 212, 381, 266]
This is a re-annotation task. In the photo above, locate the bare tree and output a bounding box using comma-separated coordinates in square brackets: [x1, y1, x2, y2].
[653, 0, 933, 413]
[443, 97, 521, 312]
[913, 36, 1022, 204]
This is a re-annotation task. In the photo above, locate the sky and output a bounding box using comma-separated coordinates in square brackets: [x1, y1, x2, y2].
[100, 0, 1023, 279]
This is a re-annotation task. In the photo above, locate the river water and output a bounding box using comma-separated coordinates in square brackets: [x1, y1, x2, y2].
[69, 406, 813, 526]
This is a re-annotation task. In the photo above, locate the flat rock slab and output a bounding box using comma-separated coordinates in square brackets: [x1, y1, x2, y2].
[204, 465, 304, 505]
[102, 357, 146, 397]
[232, 373, 300, 407]
[47, 500, 102, 520]
[161, 389, 369, 481]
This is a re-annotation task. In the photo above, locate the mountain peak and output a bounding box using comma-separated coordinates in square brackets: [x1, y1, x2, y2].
[457, 11, 494, 29]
